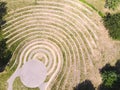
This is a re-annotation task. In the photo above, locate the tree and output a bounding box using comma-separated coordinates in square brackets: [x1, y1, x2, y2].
[102, 71, 117, 88]
[105, 0, 120, 10]
[0, 2, 7, 29]
[99, 61, 120, 90]
[103, 13, 120, 40]
[0, 39, 12, 72]
[0, 2, 12, 72]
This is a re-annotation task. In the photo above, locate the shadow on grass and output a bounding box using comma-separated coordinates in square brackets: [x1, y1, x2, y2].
[74, 80, 95, 90]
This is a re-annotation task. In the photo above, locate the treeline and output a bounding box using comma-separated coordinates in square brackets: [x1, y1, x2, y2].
[105, 0, 120, 10]
[103, 13, 120, 40]
[0, 2, 7, 29]
[0, 2, 12, 72]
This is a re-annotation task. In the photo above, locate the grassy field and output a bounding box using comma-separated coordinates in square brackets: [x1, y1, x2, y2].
[2, 0, 35, 11]
[13, 77, 39, 90]
[0, 0, 120, 90]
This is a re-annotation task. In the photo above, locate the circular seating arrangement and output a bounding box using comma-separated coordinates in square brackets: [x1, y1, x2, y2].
[4, 0, 101, 90]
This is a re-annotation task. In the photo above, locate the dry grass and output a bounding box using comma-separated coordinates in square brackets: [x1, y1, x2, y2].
[0, 0, 120, 90]
[1, 0, 35, 11]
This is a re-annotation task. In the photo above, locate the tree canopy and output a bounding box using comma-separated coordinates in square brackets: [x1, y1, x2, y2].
[0, 2, 7, 29]
[99, 60, 120, 90]
[105, 0, 120, 10]
[0, 1, 12, 72]
[0, 39, 12, 72]
[103, 13, 120, 40]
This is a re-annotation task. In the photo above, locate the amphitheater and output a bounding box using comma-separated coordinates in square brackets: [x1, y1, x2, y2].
[1, 0, 120, 90]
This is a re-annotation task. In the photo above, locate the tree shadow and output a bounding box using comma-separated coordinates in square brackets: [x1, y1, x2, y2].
[74, 80, 95, 90]
[99, 63, 116, 74]
[115, 59, 120, 74]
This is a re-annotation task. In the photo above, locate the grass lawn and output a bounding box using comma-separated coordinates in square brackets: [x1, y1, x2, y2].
[2, 0, 36, 11]
[13, 77, 39, 90]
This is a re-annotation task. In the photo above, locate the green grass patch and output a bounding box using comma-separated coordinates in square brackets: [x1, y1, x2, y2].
[13, 77, 39, 90]
[0, 70, 14, 90]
